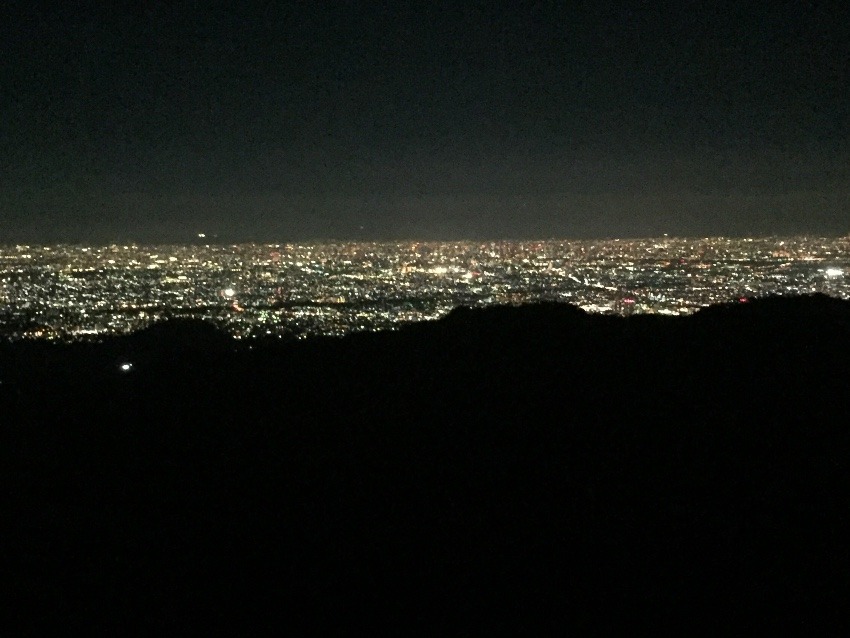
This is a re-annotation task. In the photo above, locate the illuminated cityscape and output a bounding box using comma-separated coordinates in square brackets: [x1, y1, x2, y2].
[1, 236, 848, 341]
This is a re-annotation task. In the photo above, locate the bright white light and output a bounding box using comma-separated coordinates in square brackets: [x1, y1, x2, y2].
[431, 266, 448, 275]
[223, 288, 236, 297]
[198, 233, 206, 238]
[119, 363, 133, 373]
[825, 268, 843, 277]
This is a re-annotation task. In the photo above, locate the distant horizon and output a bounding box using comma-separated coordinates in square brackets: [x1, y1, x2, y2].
[4, 190, 849, 245]
[3, 232, 850, 249]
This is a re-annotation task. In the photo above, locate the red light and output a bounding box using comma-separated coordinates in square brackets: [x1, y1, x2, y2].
[739, 297, 748, 303]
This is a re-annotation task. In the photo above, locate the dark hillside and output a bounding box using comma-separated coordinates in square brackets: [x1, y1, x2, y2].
[3, 295, 850, 632]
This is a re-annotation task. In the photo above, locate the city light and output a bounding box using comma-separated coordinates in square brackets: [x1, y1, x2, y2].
[0, 237, 848, 342]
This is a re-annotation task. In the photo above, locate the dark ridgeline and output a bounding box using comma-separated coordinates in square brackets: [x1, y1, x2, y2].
[3, 295, 850, 631]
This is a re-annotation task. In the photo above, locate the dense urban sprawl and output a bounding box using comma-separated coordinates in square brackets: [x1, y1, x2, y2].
[1, 236, 848, 341]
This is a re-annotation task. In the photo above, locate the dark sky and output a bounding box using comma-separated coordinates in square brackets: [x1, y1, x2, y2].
[1, 1, 848, 243]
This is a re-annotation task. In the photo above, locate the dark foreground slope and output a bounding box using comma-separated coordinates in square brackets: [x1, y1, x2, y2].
[3, 295, 850, 632]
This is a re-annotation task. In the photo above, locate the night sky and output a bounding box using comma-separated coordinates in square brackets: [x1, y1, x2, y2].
[1, 1, 848, 243]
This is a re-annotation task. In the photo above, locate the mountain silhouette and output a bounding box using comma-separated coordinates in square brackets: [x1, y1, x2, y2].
[3, 294, 850, 632]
